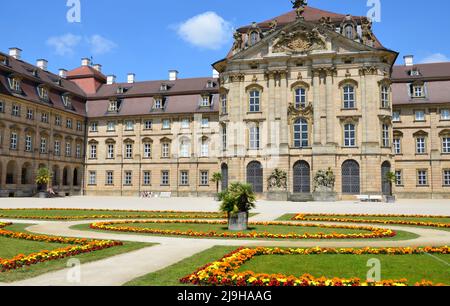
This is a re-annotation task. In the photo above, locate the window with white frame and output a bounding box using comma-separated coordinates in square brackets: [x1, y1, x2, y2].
[392, 111, 401, 122]
[143, 171, 151, 186]
[416, 137, 426, 154]
[294, 87, 307, 108]
[54, 140, 61, 156]
[221, 94, 227, 114]
[65, 142, 72, 157]
[90, 144, 97, 159]
[90, 122, 98, 132]
[154, 98, 163, 109]
[107, 121, 115, 132]
[393, 138, 402, 155]
[381, 85, 390, 108]
[40, 137, 47, 154]
[106, 171, 114, 185]
[249, 90, 260, 112]
[10, 132, 18, 150]
[382, 124, 390, 147]
[249, 125, 260, 150]
[201, 118, 209, 128]
[222, 125, 227, 151]
[443, 136, 450, 153]
[413, 85, 425, 98]
[201, 139, 209, 157]
[55, 115, 61, 126]
[76, 121, 82, 131]
[143, 143, 152, 158]
[125, 120, 134, 131]
[181, 118, 190, 129]
[125, 143, 133, 159]
[26, 109, 34, 120]
[162, 119, 170, 129]
[162, 142, 170, 158]
[37, 86, 49, 101]
[343, 85, 355, 109]
[161, 171, 170, 185]
[180, 171, 189, 186]
[8, 77, 21, 92]
[108, 100, 118, 112]
[76, 143, 81, 158]
[441, 109, 450, 120]
[200, 96, 211, 107]
[415, 110, 425, 121]
[180, 140, 190, 158]
[444, 170, 450, 186]
[12, 104, 20, 117]
[107, 144, 115, 159]
[89, 171, 97, 185]
[41, 112, 49, 124]
[395, 170, 403, 186]
[417, 170, 428, 186]
[294, 118, 308, 148]
[25, 135, 32, 152]
[62, 94, 72, 108]
[200, 171, 209, 186]
[344, 24, 354, 39]
[66, 119, 72, 129]
[144, 120, 153, 130]
[344, 124, 356, 147]
[124, 171, 132, 185]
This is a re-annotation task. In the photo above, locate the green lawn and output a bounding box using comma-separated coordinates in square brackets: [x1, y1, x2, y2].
[0, 224, 155, 283]
[125, 246, 237, 286]
[0, 209, 227, 220]
[71, 222, 418, 241]
[239, 254, 450, 285]
[277, 214, 450, 231]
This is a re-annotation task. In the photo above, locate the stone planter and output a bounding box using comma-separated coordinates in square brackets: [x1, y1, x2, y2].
[38, 191, 48, 199]
[266, 191, 289, 201]
[384, 195, 396, 203]
[313, 187, 337, 202]
[228, 212, 248, 231]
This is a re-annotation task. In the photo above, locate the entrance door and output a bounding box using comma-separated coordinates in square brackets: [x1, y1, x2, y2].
[381, 161, 392, 196]
[221, 164, 228, 192]
[247, 161, 263, 193]
[342, 160, 360, 194]
[293, 161, 311, 193]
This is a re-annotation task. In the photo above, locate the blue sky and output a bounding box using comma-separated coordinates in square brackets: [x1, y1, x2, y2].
[1, 0, 449, 81]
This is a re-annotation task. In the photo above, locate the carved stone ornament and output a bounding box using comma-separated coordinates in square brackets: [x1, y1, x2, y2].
[232, 31, 243, 53]
[291, 0, 308, 19]
[288, 102, 314, 122]
[272, 28, 326, 54]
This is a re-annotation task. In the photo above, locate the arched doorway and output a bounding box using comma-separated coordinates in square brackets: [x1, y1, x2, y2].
[221, 163, 228, 192]
[342, 160, 360, 195]
[52, 165, 60, 187]
[21, 162, 32, 185]
[247, 161, 263, 193]
[63, 167, 69, 186]
[293, 161, 311, 193]
[73, 168, 79, 186]
[6, 161, 17, 185]
[381, 161, 392, 196]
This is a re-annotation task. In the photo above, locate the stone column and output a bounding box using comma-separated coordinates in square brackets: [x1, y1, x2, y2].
[267, 72, 276, 150]
[312, 69, 321, 145]
[325, 68, 335, 145]
[279, 71, 289, 153]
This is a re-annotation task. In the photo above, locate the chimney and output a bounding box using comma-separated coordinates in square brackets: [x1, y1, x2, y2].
[404, 55, 414, 67]
[212, 69, 220, 79]
[107, 75, 116, 85]
[127, 73, 135, 84]
[81, 57, 91, 67]
[36, 59, 48, 71]
[59, 69, 68, 79]
[93, 64, 102, 72]
[169, 70, 179, 81]
[9, 48, 22, 60]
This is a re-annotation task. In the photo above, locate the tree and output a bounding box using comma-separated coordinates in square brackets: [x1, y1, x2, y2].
[35, 167, 52, 191]
[384, 171, 396, 197]
[211, 172, 223, 194]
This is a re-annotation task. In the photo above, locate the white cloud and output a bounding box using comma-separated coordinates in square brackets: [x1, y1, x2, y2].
[86, 34, 117, 55]
[175, 11, 233, 50]
[420, 53, 450, 64]
[46, 33, 82, 56]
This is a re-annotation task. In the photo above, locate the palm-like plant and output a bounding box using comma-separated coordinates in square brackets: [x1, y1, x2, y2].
[211, 172, 223, 194]
[384, 171, 396, 197]
[220, 182, 256, 216]
[35, 167, 52, 191]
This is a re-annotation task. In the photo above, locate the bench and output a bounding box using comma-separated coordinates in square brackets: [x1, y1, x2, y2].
[160, 192, 172, 198]
[357, 195, 383, 203]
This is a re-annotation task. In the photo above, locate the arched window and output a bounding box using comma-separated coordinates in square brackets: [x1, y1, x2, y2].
[344, 24, 354, 39]
[343, 85, 355, 109]
[250, 31, 259, 46]
[342, 160, 360, 194]
[294, 87, 307, 108]
[293, 119, 308, 148]
[249, 90, 260, 112]
[344, 124, 356, 147]
[247, 161, 263, 193]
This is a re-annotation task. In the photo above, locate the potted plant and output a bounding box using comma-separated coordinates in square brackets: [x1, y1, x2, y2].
[312, 168, 337, 201]
[267, 168, 288, 201]
[384, 171, 396, 203]
[35, 167, 52, 199]
[211, 172, 222, 201]
[219, 182, 256, 231]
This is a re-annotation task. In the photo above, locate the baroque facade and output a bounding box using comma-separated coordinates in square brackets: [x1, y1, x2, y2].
[0, 4, 449, 199]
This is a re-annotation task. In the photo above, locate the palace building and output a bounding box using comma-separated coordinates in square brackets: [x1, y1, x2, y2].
[0, 5, 449, 199]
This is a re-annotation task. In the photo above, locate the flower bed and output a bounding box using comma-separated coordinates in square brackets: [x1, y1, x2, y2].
[90, 220, 395, 240]
[180, 246, 450, 287]
[292, 213, 450, 228]
[0, 208, 227, 221]
[0, 222, 122, 272]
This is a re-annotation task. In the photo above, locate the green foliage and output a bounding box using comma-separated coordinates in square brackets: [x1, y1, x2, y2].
[267, 169, 287, 190]
[35, 167, 52, 186]
[219, 182, 256, 214]
[384, 171, 396, 183]
[313, 168, 336, 191]
[211, 172, 223, 193]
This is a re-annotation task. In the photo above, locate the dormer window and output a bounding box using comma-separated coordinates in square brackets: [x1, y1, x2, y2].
[206, 80, 215, 88]
[37, 85, 49, 102]
[200, 95, 211, 107]
[411, 84, 425, 98]
[344, 24, 354, 39]
[8, 77, 21, 93]
[0, 55, 7, 66]
[108, 99, 121, 112]
[61, 94, 72, 108]
[154, 97, 164, 109]
[160, 84, 169, 91]
[409, 69, 421, 77]
[249, 31, 259, 46]
[116, 87, 129, 94]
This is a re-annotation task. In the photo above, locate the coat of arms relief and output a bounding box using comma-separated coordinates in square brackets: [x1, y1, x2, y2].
[272, 27, 327, 54]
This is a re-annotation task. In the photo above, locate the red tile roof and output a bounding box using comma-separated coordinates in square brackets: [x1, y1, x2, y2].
[392, 62, 450, 81]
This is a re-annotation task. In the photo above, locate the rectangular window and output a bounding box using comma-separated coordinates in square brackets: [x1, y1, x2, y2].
[54, 140, 61, 156]
[26, 109, 34, 120]
[107, 144, 115, 159]
[154, 99, 163, 109]
[201, 141, 209, 157]
[443, 137, 450, 153]
[201, 118, 209, 128]
[181, 118, 190, 129]
[162, 143, 170, 158]
[125, 120, 134, 131]
[393, 138, 401, 155]
[66, 119, 72, 129]
[221, 95, 227, 114]
[392, 112, 401, 122]
[413, 86, 424, 98]
[162, 119, 171, 130]
[90, 144, 97, 159]
[249, 90, 260, 112]
[76, 121, 82, 131]
[444, 170, 450, 186]
[416, 137, 426, 154]
[25, 135, 32, 152]
[40, 138, 47, 154]
[125, 143, 133, 159]
[417, 170, 428, 186]
[180, 171, 189, 186]
[12, 104, 20, 117]
[106, 171, 114, 185]
[249, 126, 260, 150]
[343, 85, 355, 109]
[0, 101, 4, 113]
[344, 124, 356, 147]
[76, 144, 81, 158]
[161, 171, 170, 186]
[200, 96, 211, 107]
[381, 86, 390, 108]
[415, 111, 425, 121]
[395, 170, 403, 186]
[222, 126, 227, 151]
[441, 109, 450, 120]
[143, 171, 151, 186]
[200, 171, 209, 186]
[144, 120, 153, 130]
[107, 121, 115, 132]
[295, 88, 307, 109]
[89, 171, 97, 185]
[382, 124, 390, 147]
[41, 112, 49, 124]
[143, 143, 152, 158]
[90, 122, 98, 132]
[10, 132, 17, 150]
[65, 143, 71, 157]
[124, 171, 132, 186]
[55, 115, 61, 126]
